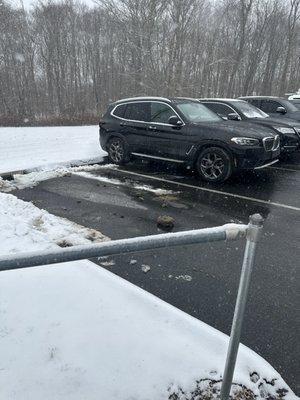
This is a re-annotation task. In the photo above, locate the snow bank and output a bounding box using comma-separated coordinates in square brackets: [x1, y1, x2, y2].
[0, 164, 177, 196]
[74, 171, 176, 195]
[0, 261, 296, 400]
[0, 125, 106, 174]
[0, 192, 108, 254]
[0, 163, 116, 193]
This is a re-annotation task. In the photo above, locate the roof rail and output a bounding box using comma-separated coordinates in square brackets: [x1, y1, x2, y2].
[114, 96, 171, 104]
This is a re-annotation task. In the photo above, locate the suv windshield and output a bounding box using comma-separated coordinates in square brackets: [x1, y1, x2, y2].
[291, 100, 300, 110]
[235, 101, 268, 118]
[281, 99, 299, 112]
[177, 102, 222, 123]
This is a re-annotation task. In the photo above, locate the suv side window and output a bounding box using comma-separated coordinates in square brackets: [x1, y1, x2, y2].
[124, 102, 151, 122]
[112, 104, 127, 118]
[248, 99, 261, 108]
[151, 102, 176, 124]
[260, 100, 281, 113]
[204, 102, 234, 118]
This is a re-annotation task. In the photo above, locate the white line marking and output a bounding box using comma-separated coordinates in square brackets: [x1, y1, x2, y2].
[111, 168, 300, 212]
[270, 166, 300, 173]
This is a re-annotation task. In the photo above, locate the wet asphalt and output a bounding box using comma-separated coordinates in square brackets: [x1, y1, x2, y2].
[14, 153, 300, 394]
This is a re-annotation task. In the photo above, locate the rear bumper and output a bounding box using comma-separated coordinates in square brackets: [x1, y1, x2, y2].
[99, 127, 108, 150]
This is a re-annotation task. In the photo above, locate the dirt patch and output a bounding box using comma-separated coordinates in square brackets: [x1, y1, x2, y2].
[167, 376, 292, 400]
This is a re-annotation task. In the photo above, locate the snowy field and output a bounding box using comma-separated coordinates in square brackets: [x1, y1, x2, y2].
[0, 259, 296, 400]
[0, 125, 106, 174]
[0, 193, 108, 255]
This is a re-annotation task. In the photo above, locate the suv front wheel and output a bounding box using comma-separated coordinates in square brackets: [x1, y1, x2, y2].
[107, 137, 129, 165]
[196, 147, 233, 182]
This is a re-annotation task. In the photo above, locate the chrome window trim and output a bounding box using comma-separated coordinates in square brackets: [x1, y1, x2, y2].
[111, 100, 185, 127]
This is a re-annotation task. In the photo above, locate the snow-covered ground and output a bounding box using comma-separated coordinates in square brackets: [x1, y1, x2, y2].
[0, 163, 113, 192]
[0, 193, 297, 399]
[0, 163, 179, 196]
[0, 125, 106, 174]
[0, 192, 108, 254]
[0, 259, 296, 400]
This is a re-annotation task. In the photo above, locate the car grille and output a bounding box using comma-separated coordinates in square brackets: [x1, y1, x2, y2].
[263, 135, 280, 151]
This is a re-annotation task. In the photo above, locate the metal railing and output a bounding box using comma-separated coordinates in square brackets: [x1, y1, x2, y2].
[0, 214, 264, 400]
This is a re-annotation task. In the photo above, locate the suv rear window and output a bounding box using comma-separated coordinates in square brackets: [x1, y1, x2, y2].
[124, 102, 150, 122]
[246, 99, 261, 108]
[112, 104, 127, 118]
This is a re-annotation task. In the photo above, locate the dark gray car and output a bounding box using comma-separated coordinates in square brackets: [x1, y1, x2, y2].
[239, 96, 300, 122]
[199, 98, 300, 153]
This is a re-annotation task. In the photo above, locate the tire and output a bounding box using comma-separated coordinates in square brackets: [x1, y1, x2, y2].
[196, 147, 233, 183]
[107, 137, 129, 165]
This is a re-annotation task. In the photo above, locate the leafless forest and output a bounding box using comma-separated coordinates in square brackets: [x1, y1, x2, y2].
[0, 0, 299, 125]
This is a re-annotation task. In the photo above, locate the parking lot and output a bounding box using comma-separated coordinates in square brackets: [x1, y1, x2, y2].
[14, 153, 300, 393]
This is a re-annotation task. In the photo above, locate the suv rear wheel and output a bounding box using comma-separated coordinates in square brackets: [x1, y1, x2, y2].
[196, 147, 232, 182]
[107, 137, 129, 165]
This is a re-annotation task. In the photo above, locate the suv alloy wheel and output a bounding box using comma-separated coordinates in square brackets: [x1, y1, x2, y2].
[107, 137, 129, 164]
[196, 147, 233, 182]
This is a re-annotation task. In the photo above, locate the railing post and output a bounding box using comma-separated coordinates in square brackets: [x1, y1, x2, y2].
[220, 214, 264, 400]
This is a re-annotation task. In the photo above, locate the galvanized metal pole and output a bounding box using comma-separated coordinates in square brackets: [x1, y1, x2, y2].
[0, 223, 247, 272]
[220, 214, 264, 400]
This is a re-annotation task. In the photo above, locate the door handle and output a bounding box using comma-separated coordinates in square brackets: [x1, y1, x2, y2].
[148, 125, 157, 131]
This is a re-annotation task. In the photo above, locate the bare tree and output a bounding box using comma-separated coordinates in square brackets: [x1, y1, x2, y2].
[0, 0, 299, 124]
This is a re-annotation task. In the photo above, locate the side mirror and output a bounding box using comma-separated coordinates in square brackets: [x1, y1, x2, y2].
[168, 115, 183, 127]
[227, 113, 241, 121]
[276, 106, 286, 114]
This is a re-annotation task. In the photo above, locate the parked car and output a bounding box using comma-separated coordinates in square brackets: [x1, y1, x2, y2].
[99, 97, 280, 183]
[199, 98, 300, 153]
[288, 95, 300, 110]
[239, 96, 300, 122]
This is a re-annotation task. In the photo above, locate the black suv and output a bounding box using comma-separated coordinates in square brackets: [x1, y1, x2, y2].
[99, 97, 280, 182]
[240, 96, 300, 122]
[200, 98, 300, 153]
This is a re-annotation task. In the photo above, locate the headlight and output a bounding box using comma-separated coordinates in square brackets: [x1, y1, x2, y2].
[273, 126, 295, 134]
[231, 137, 260, 146]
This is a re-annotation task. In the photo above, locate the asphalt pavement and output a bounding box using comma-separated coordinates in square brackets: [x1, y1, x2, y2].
[14, 154, 300, 394]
